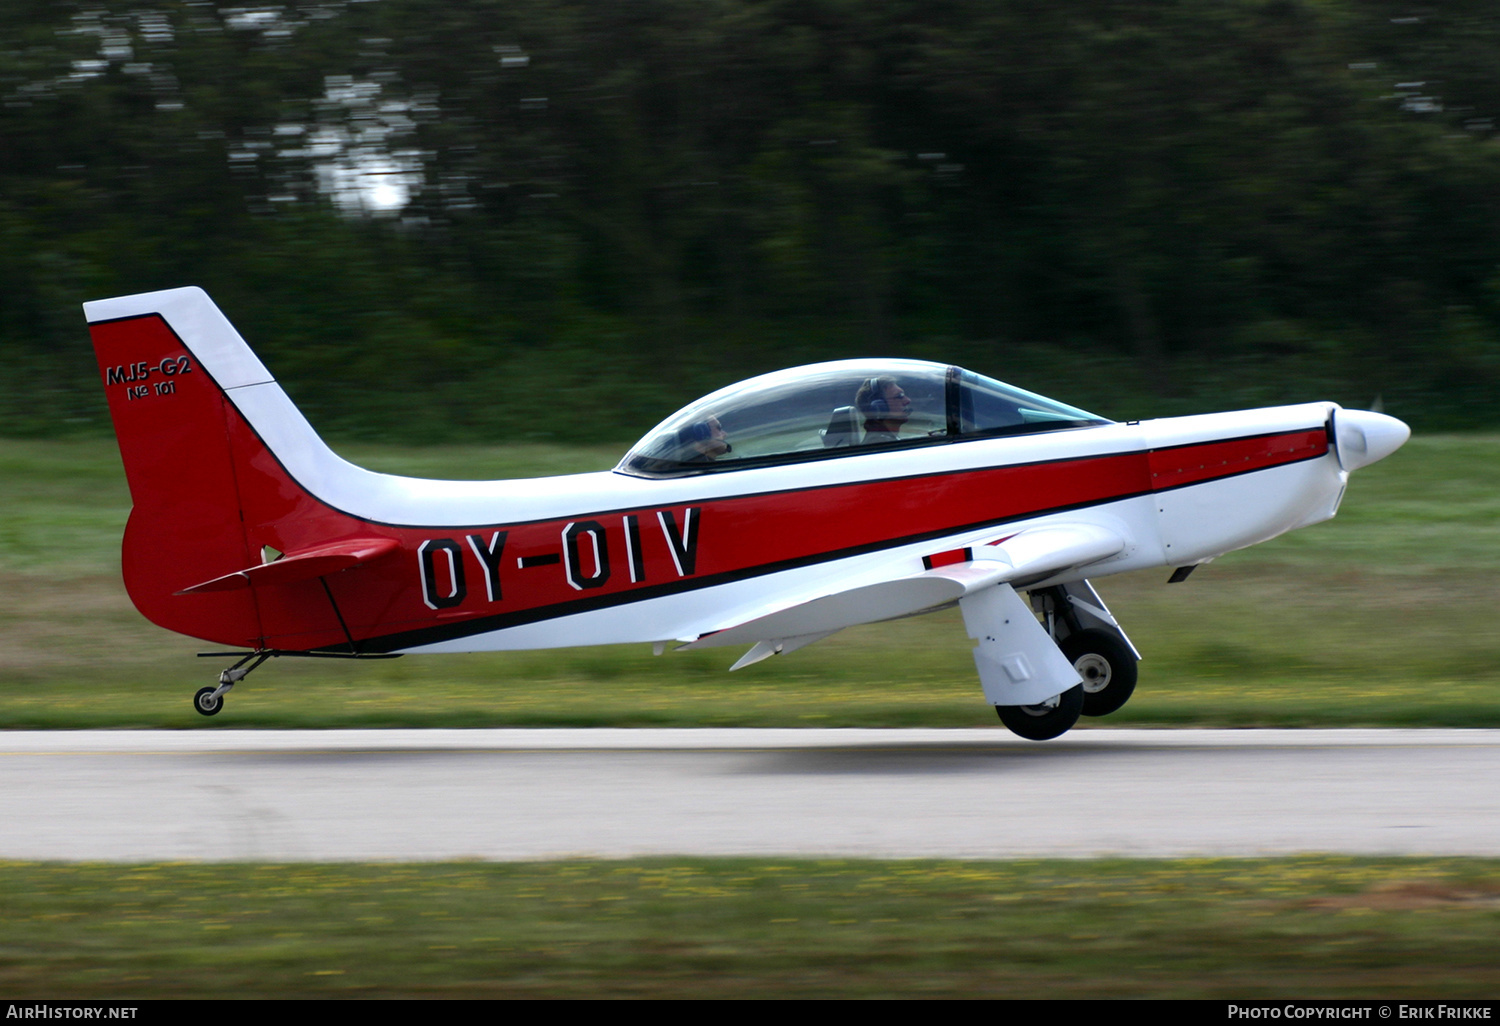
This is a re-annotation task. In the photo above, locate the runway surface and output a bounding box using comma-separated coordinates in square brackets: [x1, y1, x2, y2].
[2, 728, 1498, 861]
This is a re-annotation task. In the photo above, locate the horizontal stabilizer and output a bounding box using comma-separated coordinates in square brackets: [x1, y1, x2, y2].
[177, 538, 400, 594]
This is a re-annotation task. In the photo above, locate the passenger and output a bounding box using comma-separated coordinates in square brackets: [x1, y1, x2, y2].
[677, 415, 730, 461]
[854, 377, 912, 443]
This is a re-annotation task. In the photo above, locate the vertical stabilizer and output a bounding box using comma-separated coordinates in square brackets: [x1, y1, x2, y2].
[85, 288, 283, 647]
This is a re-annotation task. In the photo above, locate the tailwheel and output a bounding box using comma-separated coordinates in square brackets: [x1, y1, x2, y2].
[193, 651, 271, 718]
[193, 686, 224, 717]
[996, 684, 1084, 741]
[1061, 629, 1138, 717]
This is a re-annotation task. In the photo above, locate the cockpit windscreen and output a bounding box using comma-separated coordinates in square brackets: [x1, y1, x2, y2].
[618, 359, 1108, 476]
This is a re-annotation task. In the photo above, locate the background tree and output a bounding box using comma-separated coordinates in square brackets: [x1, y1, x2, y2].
[2, 0, 1497, 441]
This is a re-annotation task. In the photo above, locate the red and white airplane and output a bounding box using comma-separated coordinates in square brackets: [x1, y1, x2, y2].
[85, 287, 1409, 739]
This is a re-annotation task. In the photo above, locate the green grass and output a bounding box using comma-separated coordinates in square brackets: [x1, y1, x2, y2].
[3, 857, 1498, 998]
[0, 435, 1496, 728]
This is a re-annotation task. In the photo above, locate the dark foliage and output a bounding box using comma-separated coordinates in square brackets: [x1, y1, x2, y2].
[3, 1, 1498, 442]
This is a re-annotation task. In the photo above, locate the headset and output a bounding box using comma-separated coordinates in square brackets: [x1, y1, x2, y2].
[675, 416, 731, 457]
[859, 377, 891, 417]
[678, 420, 714, 445]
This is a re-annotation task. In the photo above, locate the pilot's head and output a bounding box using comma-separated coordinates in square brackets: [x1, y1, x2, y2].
[855, 377, 912, 435]
[677, 415, 729, 460]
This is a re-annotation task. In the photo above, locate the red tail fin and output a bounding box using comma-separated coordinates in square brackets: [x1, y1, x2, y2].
[88, 297, 266, 646]
[87, 288, 545, 655]
[88, 287, 406, 651]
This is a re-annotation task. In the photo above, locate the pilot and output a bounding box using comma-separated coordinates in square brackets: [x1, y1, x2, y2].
[854, 377, 912, 443]
[677, 415, 730, 461]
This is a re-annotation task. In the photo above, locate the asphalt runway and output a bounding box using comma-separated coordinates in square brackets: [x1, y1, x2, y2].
[2, 728, 1497, 861]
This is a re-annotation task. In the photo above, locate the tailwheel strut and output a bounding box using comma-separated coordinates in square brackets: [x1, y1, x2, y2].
[193, 651, 271, 717]
[190, 648, 404, 717]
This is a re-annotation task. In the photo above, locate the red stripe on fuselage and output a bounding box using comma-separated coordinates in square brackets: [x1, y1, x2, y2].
[1146, 430, 1329, 489]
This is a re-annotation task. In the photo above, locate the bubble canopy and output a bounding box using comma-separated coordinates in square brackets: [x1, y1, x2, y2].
[617, 359, 1110, 477]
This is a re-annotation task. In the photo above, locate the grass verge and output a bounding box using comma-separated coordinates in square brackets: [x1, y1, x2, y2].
[3, 857, 1498, 998]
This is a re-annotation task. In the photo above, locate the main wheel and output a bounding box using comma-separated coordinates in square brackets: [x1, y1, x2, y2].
[193, 686, 223, 717]
[996, 684, 1084, 741]
[1061, 628, 1138, 717]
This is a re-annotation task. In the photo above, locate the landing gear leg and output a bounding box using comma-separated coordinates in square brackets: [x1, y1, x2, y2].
[193, 652, 270, 717]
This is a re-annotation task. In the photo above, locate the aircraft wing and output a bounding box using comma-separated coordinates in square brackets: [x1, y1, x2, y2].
[679, 521, 1126, 668]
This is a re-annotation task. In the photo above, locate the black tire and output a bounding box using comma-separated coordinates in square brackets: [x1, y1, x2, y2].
[996, 684, 1084, 741]
[193, 686, 223, 717]
[1061, 628, 1138, 718]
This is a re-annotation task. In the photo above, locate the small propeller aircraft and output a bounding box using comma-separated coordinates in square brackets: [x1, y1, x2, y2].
[85, 287, 1409, 738]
